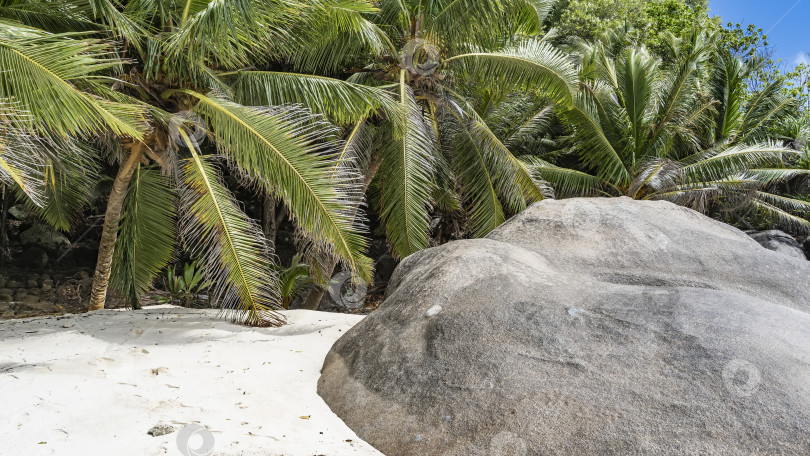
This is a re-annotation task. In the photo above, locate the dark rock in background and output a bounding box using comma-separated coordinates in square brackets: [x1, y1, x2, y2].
[16, 247, 49, 269]
[748, 229, 807, 260]
[19, 225, 70, 255]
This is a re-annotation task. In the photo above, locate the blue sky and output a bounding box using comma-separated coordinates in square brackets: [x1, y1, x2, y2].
[708, 0, 809, 68]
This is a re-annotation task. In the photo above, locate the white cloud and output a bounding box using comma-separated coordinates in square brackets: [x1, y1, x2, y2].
[794, 52, 810, 66]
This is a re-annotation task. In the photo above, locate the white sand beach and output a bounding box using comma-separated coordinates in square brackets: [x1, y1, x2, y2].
[0, 306, 382, 456]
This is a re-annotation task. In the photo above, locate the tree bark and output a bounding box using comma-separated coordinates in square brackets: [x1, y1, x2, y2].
[87, 143, 144, 311]
[300, 154, 383, 310]
[0, 186, 10, 266]
[262, 196, 285, 248]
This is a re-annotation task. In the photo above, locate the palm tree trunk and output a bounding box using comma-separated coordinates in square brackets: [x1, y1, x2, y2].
[262, 196, 285, 248]
[87, 143, 144, 311]
[300, 154, 382, 310]
[0, 185, 10, 266]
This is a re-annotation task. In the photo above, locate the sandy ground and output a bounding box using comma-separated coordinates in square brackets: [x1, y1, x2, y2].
[0, 306, 383, 456]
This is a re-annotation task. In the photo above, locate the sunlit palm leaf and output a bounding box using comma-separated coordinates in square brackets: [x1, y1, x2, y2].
[181, 145, 284, 327]
[0, 33, 146, 138]
[681, 143, 798, 183]
[286, 0, 392, 74]
[446, 39, 577, 106]
[0, 98, 49, 203]
[228, 71, 400, 126]
[739, 81, 798, 144]
[178, 90, 373, 280]
[166, 0, 292, 69]
[559, 89, 631, 185]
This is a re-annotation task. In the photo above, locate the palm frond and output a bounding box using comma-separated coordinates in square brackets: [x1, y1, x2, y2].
[750, 168, 810, 185]
[0, 2, 100, 33]
[179, 90, 373, 280]
[227, 71, 400, 126]
[377, 72, 436, 258]
[0, 33, 146, 138]
[616, 48, 657, 156]
[284, 0, 392, 74]
[739, 81, 798, 143]
[651, 177, 759, 213]
[111, 165, 176, 307]
[166, 0, 293, 69]
[427, 0, 554, 51]
[559, 88, 631, 186]
[750, 194, 810, 233]
[710, 53, 745, 142]
[181, 144, 284, 327]
[444, 107, 506, 237]
[26, 141, 101, 230]
[681, 142, 798, 183]
[504, 105, 555, 148]
[86, 0, 146, 47]
[522, 156, 609, 197]
[446, 39, 577, 106]
[0, 99, 47, 203]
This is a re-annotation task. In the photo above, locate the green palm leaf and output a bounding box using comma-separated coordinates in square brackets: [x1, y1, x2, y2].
[26, 141, 101, 230]
[377, 71, 436, 258]
[522, 156, 610, 197]
[681, 143, 798, 183]
[445, 108, 507, 236]
[739, 81, 798, 144]
[181, 145, 284, 327]
[227, 71, 401, 126]
[751, 193, 810, 233]
[111, 165, 177, 307]
[176, 90, 373, 280]
[0, 99, 47, 203]
[710, 53, 745, 142]
[560, 88, 631, 185]
[0, 33, 146, 138]
[446, 39, 577, 106]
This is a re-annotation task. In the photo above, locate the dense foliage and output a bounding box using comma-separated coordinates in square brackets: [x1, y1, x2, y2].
[0, 0, 806, 325]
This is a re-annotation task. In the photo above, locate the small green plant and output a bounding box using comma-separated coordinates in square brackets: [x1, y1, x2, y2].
[165, 261, 210, 307]
[273, 254, 315, 309]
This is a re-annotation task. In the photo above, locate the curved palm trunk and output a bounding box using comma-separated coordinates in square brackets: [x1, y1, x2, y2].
[301, 154, 382, 310]
[87, 143, 144, 311]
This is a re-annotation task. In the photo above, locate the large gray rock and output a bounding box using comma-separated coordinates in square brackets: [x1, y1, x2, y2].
[318, 197, 810, 455]
[748, 230, 807, 260]
[19, 224, 70, 254]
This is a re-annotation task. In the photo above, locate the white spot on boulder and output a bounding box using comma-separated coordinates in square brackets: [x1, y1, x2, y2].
[425, 305, 442, 317]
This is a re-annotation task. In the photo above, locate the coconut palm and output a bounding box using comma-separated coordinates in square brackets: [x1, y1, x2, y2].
[0, 0, 403, 325]
[523, 28, 810, 232]
[224, 0, 578, 307]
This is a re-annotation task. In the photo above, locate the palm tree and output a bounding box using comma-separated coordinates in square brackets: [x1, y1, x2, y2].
[523, 28, 810, 232]
[0, 0, 400, 325]
[226, 0, 578, 308]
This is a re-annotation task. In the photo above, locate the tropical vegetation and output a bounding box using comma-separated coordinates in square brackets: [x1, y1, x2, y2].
[523, 28, 810, 230]
[0, 0, 806, 326]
